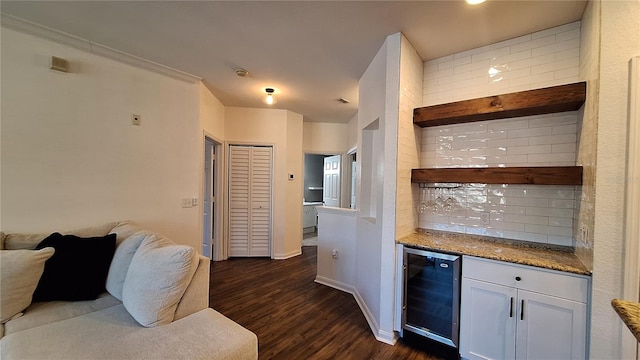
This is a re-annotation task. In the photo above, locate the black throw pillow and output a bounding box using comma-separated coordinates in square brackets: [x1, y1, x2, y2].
[33, 232, 116, 301]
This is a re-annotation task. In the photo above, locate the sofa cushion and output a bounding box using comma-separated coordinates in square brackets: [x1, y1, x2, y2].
[3, 293, 121, 336]
[2, 222, 117, 250]
[33, 233, 116, 301]
[0, 248, 55, 323]
[122, 235, 198, 327]
[0, 306, 258, 360]
[105, 231, 149, 301]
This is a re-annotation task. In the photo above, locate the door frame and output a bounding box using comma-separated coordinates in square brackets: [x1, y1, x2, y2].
[303, 152, 344, 206]
[202, 133, 224, 261]
[623, 56, 640, 359]
[226, 142, 275, 259]
[346, 146, 357, 209]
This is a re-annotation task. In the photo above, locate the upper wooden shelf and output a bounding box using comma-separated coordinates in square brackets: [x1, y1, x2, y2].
[411, 166, 583, 185]
[414, 82, 586, 127]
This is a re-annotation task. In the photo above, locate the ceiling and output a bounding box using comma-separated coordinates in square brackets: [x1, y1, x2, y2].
[0, 1, 587, 123]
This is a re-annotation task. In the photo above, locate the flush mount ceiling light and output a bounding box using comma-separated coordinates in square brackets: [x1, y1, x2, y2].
[264, 88, 277, 105]
[466, 0, 486, 4]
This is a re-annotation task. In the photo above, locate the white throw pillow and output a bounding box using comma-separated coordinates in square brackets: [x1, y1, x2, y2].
[122, 235, 198, 327]
[1, 248, 55, 323]
[105, 231, 149, 301]
[109, 220, 143, 246]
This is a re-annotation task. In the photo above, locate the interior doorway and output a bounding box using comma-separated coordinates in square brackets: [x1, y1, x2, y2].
[323, 154, 341, 207]
[203, 136, 221, 260]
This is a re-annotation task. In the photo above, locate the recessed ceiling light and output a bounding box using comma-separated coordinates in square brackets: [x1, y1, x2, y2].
[466, 0, 486, 4]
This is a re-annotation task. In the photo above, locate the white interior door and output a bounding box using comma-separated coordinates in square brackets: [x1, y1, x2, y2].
[202, 138, 215, 259]
[351, 160, 357, 209]
[323, 155, 341, 207]
[228, 145, 272, 257]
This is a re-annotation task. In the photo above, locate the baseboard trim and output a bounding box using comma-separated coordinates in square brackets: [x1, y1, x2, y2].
[315, 276, 396, 345]
[353, 290, 396, 345]
[314, 276, 355, 294]
[273, 249, 302, 260]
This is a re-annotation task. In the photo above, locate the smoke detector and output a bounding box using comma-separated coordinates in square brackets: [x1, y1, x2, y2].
[235, 68, 249, 77]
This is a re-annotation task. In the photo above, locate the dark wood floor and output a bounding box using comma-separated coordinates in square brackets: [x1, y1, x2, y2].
[209, 246, 450, 360]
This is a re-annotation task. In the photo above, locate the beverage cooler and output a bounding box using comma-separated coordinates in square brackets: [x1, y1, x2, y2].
[401, 246, 461, 348]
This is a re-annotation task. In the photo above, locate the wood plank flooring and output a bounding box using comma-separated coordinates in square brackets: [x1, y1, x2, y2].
[209, 246, 453, 360]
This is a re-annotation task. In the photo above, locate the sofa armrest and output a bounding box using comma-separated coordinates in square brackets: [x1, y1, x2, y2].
[173, 255, 210, 321]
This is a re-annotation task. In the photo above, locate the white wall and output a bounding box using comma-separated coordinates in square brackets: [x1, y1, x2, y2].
[347, 113, 358, 150]
[303, 121, 351, 210]
[199, 82, 226, 258]
[286, 111, 304, 252]
[396, 35, 423, 241]
[224, 107, 303, 259]
[315, 206, 356, 291]
[302, 121, 349, 154]
[419, 22, 582, 247]
[1, 27, 203, 250]
[589, 0, 640, 358]
[354, 33, 402, 344]
[199, 83, 225, 140]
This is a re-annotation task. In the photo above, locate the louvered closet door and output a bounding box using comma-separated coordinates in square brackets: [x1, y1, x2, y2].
[229, 145, 272, 257]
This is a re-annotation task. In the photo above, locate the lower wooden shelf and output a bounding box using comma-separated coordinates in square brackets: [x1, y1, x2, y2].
[411, 166, 583, 185]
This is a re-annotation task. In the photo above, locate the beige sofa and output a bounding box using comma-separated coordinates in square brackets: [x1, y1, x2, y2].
[0, 221, 258, 360]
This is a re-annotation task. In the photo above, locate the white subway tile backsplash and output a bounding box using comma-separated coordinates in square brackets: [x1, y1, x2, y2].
[527, 206, 574, 218]
[552, 124, 578, 135]
[528, 133, 576, 145]
[487, 137, 529, 148]
[554, 67, 580, 80]
[508, 145, 552, 155]
[555, 47, 580, 61]
[419, 21, 582, 245]
[454, 56, 472, 67]
[533, 21, 580, 39]
[529, 113, 578, 127]
[527, 152, 575, 164]
[508, 126, 553, 139]
[547, 235, 573, 247]
[549, 199, 575, 208]
[473, 46, 511, 62]
[549, 217, 573, 227]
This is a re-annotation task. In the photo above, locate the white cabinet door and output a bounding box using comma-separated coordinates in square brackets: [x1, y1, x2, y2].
[460, 278, 517, 360]
[515, 290, 587, 360]
[303, 206, 315, 228]
[461, 256, 589, 360]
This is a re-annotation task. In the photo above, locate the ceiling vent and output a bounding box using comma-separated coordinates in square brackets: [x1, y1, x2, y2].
[50, 56, 70, 73]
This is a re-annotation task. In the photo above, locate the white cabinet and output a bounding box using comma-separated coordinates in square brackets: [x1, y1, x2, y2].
[460, 256, 589, 360]
[303, 205, 318, 229]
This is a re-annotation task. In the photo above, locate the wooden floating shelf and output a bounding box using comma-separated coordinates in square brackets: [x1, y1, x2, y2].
[411, 166, 583, 185]
[414, 82, 586, 127]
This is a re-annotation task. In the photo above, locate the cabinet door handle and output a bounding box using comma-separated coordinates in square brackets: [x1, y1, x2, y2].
[509, 297, 514, 318]
[520, 300, 525, 320]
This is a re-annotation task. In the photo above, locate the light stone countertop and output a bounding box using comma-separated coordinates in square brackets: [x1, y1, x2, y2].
[398, 229, 590, 275]
[611, 299, 640, 342]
